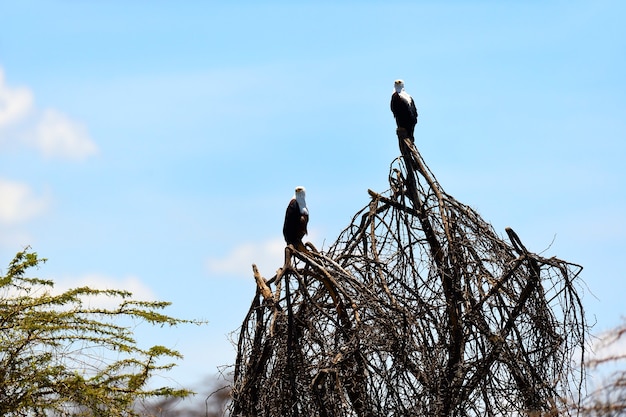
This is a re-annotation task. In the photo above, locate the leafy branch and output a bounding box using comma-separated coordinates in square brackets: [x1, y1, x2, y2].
[0, 247, 204, 416]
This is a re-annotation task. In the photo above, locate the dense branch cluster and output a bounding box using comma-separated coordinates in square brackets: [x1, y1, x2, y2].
[231, 136, 587, 416]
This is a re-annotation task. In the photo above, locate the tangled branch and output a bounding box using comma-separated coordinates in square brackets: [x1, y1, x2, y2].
[231, 134, 588, 416]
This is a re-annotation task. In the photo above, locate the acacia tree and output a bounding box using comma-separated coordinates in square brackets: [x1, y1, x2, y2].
[0, 247, 199, 416]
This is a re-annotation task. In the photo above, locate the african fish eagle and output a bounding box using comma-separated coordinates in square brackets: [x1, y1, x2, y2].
[283, 186, 309, 250]
[390, 79, 418, 141]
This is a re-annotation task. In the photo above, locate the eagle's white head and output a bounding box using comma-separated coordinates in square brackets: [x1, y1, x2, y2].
[294, 186, 308, 215]
[394, 79, 405, 93]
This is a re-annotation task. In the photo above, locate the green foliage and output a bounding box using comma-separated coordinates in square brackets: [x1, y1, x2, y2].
[0, 247, 201, 416]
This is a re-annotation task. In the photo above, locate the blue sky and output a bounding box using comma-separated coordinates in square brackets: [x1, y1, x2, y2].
[1, 1, 625, 392]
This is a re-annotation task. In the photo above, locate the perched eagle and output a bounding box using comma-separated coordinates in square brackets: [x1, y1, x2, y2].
[283, 186, 309, 250]
[390, 79, 418, 141]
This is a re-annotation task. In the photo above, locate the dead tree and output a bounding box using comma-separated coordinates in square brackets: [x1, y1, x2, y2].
[230, 132, 588, 416]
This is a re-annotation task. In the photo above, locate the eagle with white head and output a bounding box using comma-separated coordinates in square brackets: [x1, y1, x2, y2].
[283, 186, 309, 251]
[390, 79, 418, 141]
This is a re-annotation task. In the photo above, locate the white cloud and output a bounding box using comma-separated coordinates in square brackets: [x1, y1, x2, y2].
[51, 273, 158, 310]
[0, 272, 157, 313]
[33, 108, 98, 160]
[0, 229, 33, 249]
[0, 178, 50, 224]
[207, 237, 286, 279]
[0, 66, 98, 161]
[0, 68, 33, 127]
[588, 326, 626, 365]
[581, 325, 626, 389]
